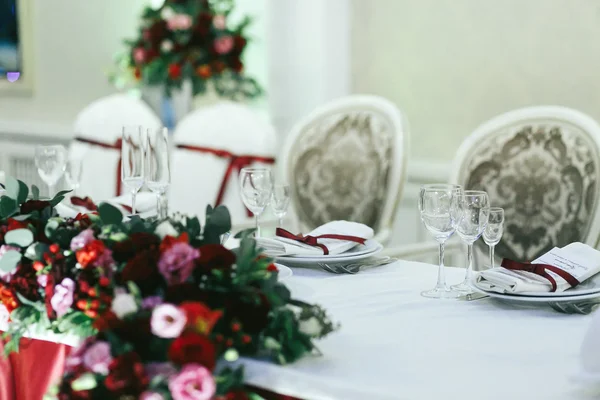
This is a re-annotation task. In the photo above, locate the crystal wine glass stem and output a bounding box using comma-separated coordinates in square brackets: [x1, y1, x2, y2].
[48, 183, 55, 198]
[435, 241, 447, 290]
[279, 217, 283, 228]
[465, 243, 474, 283]
[131, 190, 137, 215]
[159, 192, 168, 219]
[255, 213, 261, 238]
[489, 244, 495, 269]
[155, 194, 162, 219]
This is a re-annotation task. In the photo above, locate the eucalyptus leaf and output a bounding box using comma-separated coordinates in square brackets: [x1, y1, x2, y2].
[44, 219, 60, 239]
[31, 185, 40, 200]
[0, 196, 17, 218]
[25, 242, 49, 261]
[4, 229, 34, 247]
[5, 177, 19, 200]
[11, 214, 31, 222]
[98, 203, 123, 225]
[16, 181, 28, 204]
[0, 250, 21, 273]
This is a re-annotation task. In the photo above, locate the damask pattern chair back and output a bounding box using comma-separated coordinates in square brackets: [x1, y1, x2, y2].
[450, 106, 600, 262]
[280, 95, 409, 244]
[71, 94, 161, 201]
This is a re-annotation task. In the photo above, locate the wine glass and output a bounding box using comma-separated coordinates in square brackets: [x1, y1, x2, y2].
[451, 190, 490, 294]
[121, 126, 145, 214]
[239, 168, 273, 237]
[483, 207, 504, 269]
[34, 145, 68, 197]
[146, 127, 171, 219]
[419, 184, 463, 299]
[65, 158, 83, 195]
[271, 184, 291, 227]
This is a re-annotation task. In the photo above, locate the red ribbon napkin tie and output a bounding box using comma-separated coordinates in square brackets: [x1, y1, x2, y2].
[71, 196, 132, 214]
[500, 259, 580, 292]
[275, 227, 366, 255]
[176, 144, 275, 217]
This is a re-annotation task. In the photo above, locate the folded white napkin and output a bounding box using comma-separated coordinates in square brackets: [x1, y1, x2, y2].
[477, 242, 600, 294]
[56, 193, 156, 219]
[255, 221, 374, 257]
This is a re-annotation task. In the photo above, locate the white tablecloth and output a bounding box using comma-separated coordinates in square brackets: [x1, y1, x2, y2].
[242, 261, 595, 400]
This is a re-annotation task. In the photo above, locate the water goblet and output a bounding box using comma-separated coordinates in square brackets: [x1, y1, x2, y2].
[121, 126, 145, 214]
[239, 168, 273, 237]
[65, 158, 83, 195]
[34, 145, 68, 197]
[419, 184, 463, 299]
[483, 207, 504, 269]
[146, 127, 171, 219]
[271, 184, 291, 227]
[451, 190, 490, 294]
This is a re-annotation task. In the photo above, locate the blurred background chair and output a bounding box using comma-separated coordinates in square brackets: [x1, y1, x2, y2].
[450, 106, 600, 266]
[70, 93, 161, 201]
[170, 102, 278, 229]
[279, 95, 408, 245]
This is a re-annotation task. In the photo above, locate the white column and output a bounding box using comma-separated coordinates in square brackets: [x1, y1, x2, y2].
[266, 0, 352, 137]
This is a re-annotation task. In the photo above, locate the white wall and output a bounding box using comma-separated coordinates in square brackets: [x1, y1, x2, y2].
[352, 0, 600, 164]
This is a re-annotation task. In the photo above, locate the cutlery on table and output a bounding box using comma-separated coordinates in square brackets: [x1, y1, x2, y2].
[317, 257, 397, 275]
[549, 301, 600, 315]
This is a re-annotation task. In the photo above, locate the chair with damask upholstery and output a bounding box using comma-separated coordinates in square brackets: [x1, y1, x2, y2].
[279, 95, 409, 245]
[450, 106, 600, 264]
[70, 93, 162, 201]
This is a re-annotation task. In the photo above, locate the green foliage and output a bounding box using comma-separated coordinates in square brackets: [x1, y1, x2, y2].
[98, 203, 124, 225]
[4, 229, 34, 247]
[0, 250, 21, 273]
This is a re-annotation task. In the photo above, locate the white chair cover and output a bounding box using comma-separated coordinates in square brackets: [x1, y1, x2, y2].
[70, 93, 162, 201]
[170, 101, 277, 225]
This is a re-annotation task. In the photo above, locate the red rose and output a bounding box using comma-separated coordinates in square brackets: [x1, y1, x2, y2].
[168, 332, 217, 370]
[160, 232, 189, 253]
[168, 63, 182, 79]
[93, 310, 120, 332]
[180, 301, 222, 334]
[233, 36, 247, 52]
[148, 20, 167, 45]
[76, 240, 107, 268]
[6, 218, 28, 231]
[104, 352, 149, 396]
[112, 233, 160, 262]
[20, 200, 51, 214]
[195, 244, 236, 272]
[119, 248, 161, 295]
[231, 58, 244, 73]
[164, 283, 213, 305]
[225, 292, 271, 334]
[73, 213, 94, 229]
[10, 262, 40, 302]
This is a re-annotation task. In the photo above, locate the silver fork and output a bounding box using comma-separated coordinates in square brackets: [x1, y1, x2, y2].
[549, 301, 600, 315]
[318, 257, 397, 274]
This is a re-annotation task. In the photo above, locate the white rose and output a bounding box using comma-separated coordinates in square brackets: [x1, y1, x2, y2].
[298, 317, 323, 337]
[111, 293, 138, 318]
[161, 40, 174, 53]
[149, 0, 166, 10]
[154, 221, 178, 239]
[161, 6, 175, 20]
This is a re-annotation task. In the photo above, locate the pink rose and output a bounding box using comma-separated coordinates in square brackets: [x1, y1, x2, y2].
[168, 364, 216, 400]
[50, 278, 75, 318]
[167, 14, 193, 31]
[0, 304, 9, 325]
[158, 242, 199, 285]
[70, 228, 95, 251]
[134, 47, 146, 63]
[0, 245, 20, 282]
[213, 15, 226, 30]
[140, 392, 165, 400]
[82, 341, 112, 375]
[214, 36, 234, 55]
[151, 304, 186, 338]
[37, 274, 48, 288]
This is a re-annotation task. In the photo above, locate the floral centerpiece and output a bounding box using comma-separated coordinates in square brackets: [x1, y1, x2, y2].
[0, 178, 337, 399]
[111, 0, 262, 101]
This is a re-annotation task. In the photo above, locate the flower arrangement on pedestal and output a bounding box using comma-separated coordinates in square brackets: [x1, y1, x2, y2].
[0, 178, 337, 399]
[111, 0, 262, 101]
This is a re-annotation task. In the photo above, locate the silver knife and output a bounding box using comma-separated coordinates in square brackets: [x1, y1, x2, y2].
[457, 292, 489, 301]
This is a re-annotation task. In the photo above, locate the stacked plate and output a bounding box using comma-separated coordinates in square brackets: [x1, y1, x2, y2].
[472, 272, 600, 305]
[274, 239, 383, 266]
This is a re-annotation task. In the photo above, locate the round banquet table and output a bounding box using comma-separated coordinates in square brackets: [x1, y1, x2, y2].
[240, 261, 596, 400]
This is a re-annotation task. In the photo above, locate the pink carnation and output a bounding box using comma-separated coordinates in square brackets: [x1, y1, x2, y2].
[50, 278, 75, 318]
[213, 15, 226, 29]
[168, 364, 216, 400]
[0, 245, 20, 282]
[82, 341, 112, 375]
[37, 274, 48, 288]
[151, 304, 187, 338]
[158, 242, 199, 285]
[133, 47, 146, 63]
[214, 36, 234, 55]
[167, 14, 193, 31]
[70, 228, 95, 251]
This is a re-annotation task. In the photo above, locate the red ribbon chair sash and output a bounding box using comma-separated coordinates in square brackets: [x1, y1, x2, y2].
[176, 144, 275, 217]
[74, 137, 123, 196]
[276, 227, 366, 255]
[501, 259, 580, 292]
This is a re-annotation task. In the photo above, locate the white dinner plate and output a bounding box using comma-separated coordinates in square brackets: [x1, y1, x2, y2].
[274, 263, 293, 280]
[476, 288, 600, 303]
[274, 240, 383, 265]
[473, 271, 600, 298]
